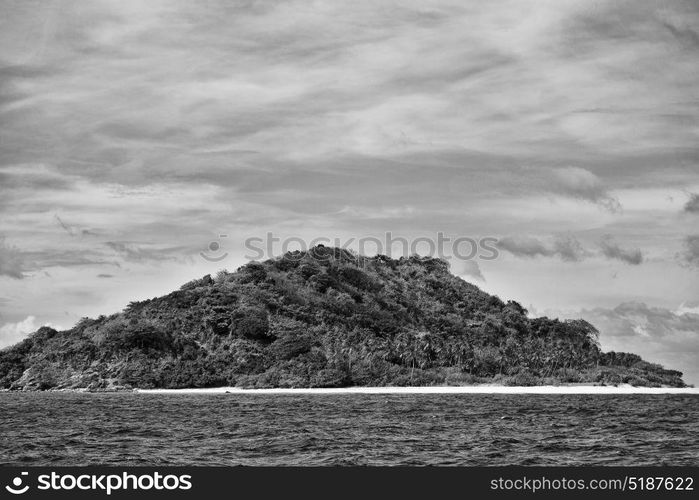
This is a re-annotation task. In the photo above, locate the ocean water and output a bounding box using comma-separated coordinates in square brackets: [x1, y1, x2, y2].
[0, 393, 697, 466]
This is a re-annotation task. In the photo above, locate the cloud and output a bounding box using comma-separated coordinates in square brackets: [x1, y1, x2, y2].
[0, 164, 75, 193]
[0, 237, 25, 279]
[598, 235, 643, 265]
[497, 234, 645, 265]
[684, 193, 699, 213]
[551, 167, 621, 213]
[676, 301, 699, 316]
[496, 235, 586, 262]
[496, 236, 553, 259]
[104, 241, 193, 263]
[662, 20, 699, 49]
[54, 214, 77, 236]
[453, 259, 485, 282]
[583, 302, 699, 338]
[680, 235, 699, 267]
[53, 214, 104, 238]
[552, 235, 587, 262]
[21, 248, 113, 272]
[0, 316, 40, 349]
[577, 302, 699, 385]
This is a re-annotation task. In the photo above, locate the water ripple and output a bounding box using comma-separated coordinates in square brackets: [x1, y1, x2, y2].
[0, 393, 697, 465]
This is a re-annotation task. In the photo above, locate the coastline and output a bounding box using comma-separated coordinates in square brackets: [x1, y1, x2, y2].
[132, 385, 699, 395]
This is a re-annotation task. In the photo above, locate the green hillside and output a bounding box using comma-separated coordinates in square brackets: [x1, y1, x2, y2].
[0, 246, 686, 390]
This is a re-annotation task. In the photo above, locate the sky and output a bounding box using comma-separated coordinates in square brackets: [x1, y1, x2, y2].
[1, 0, 698, 383]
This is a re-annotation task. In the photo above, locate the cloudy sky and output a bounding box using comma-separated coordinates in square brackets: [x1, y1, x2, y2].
[1, 0, 698, 382]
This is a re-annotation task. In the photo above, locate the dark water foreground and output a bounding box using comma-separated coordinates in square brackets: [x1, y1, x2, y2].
[1, 393, 697, 466]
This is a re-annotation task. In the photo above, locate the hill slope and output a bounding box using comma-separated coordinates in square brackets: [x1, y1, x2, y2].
[0, 247, 686, 390]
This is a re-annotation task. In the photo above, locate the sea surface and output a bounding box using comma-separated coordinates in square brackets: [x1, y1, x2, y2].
[1, 393, 697, 466]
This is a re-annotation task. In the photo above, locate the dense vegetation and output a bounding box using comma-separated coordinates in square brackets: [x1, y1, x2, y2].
[0, 247, 686, 390]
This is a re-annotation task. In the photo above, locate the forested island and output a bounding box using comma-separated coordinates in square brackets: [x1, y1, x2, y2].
[0, 246, 687, 390]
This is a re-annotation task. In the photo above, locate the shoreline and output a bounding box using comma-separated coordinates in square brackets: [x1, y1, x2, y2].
[132, 385, 699, 395]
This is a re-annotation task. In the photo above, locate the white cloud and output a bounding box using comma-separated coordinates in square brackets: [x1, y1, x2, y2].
[598, 235, 643, 265]
[574, 302, 699, 386]
[0, 237, 25, 279]
[676, 302, 699, 316]
[0, 316, 43, 349]
[453, 259, 485, 282]
[551, 167, 621, 212]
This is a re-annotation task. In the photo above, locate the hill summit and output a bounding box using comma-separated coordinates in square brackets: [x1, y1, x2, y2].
[0, 246, 686, 390]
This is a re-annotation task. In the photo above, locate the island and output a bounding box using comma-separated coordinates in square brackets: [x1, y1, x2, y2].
[0, 246, 687, 391]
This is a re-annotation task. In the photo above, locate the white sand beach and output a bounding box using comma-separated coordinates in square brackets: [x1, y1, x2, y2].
[134, 385, 699, 395]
